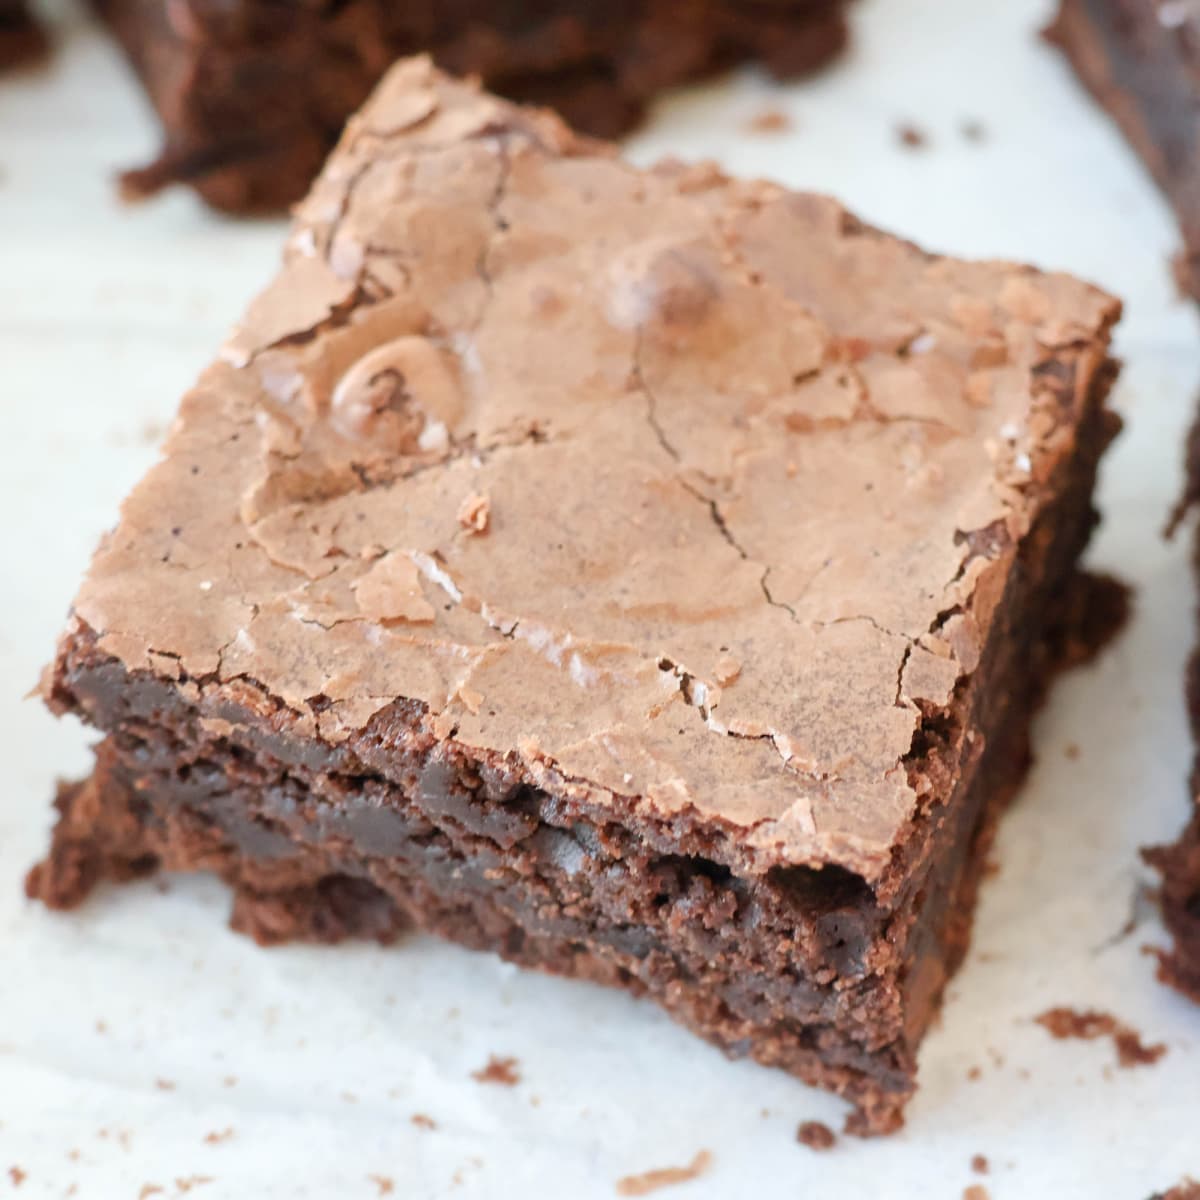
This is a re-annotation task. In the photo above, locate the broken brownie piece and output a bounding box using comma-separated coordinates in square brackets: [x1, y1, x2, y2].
[96, 0, 851, 213]
[28, 58, 1124, 1134]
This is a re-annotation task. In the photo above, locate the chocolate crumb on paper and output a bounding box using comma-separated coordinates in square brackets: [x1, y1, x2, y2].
[368, 1176, 395, 1196]
[202, 1129, 234, 1145]
[896, 122, 928, 149]
[8, 1166, 25, 1188]
[971, 1154, 989, 1174]
[174, 1177, 214, 1194]
[1035, 1007, 1167, 1067]
[746, 108, 792, 135]
[138, 1186, 163, 1200]
[616, 1151, 712, 1197]
[963, 1187, 991, 1200]
[471, 1055, 520, 1086]
[796, 1121, 836, 1151]
[411, 1113, 437, 1131]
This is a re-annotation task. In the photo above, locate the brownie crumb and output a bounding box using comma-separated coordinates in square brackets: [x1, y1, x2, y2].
[1035, 1007, 1167, 1067]
[411, 1114, 437, 1131]
[896, 122, 928, 149]
[963, 1187, 991, 1200]
[8, 1166, 26, 1188]
[154, 1078, 176, 1091]
[368, 1176, 395, 1196]
[966, 1065, 982, 1081]
[615, 1151, 712, 1196]
[138, 1187, 164, 1200]
[971, 1154, 989, 1174]
[174, 1177, 214, 1194]
[961, 119, 987, 143]
[746, 108, 792, 135]
[472, 1055, 520, 1086]
[796, 1121, 836, 1151]
[202, 1129, 234, 1145]
[221, 1076, 237, 1088]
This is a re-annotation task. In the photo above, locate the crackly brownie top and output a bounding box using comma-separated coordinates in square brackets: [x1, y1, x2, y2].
[66, 58, 1120, 879]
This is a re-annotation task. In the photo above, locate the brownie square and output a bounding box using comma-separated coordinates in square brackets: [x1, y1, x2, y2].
[96, 0, 850, 213]
[28, 59, 1124, 1133]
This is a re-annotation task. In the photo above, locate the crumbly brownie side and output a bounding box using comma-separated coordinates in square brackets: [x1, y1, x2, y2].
[1046, 0, 1200, 299]
[0, 0, 48, 69]
[98, 0, 849, 213]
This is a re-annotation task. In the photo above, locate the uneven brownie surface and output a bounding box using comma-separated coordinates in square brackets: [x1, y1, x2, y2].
[1047, 0, 1200, 299]
[31, 60, 1123, 1131]
[98, 0, 850, 211]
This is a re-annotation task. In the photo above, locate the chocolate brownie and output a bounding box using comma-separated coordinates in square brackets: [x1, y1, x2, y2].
[1146, 426, 1200, 1002]
[0, 0, 47, 69]
[27, 59, 1125, 1134]
[1046, 0, 1200, 299]
[97, 0, 850, 213]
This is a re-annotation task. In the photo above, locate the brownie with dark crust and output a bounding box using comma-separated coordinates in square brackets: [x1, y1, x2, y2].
[27, 59, 1125, 1134]
[96, 0, 850, 213]
[1046, 0, 1200, 300]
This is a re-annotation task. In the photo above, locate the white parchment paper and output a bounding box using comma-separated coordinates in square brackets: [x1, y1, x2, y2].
[1, 1, 1197, 1195]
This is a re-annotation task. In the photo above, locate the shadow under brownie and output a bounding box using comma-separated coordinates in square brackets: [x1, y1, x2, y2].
[98, 0, 851, 213]
[28, 58, 1125, 1133]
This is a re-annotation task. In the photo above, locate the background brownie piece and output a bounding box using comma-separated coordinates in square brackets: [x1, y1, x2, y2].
[1149, 811, 1200, 1000]
[98, 0, 850, 213]
[1047, 0, 1200, 299]
[1147, 428, 1200, 1004]
[28, 59, 1123, 1134]
[0, 0, 47, 69]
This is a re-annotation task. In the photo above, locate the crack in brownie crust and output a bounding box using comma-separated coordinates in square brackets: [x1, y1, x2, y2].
[96, 0, 851, 212]
[28, 60, 1125, 1133]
